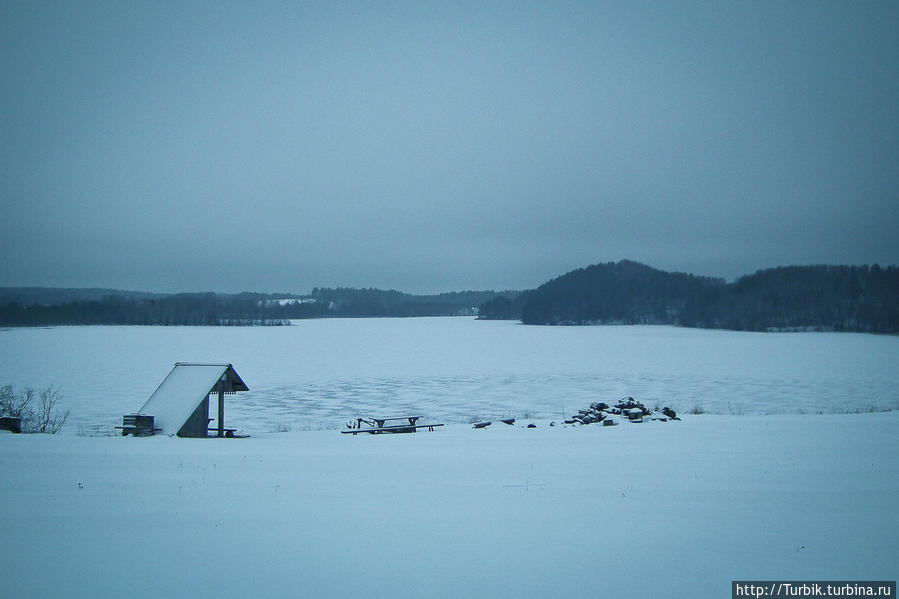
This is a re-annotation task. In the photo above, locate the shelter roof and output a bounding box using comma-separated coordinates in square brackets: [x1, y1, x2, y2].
[137, 363, 248, 435]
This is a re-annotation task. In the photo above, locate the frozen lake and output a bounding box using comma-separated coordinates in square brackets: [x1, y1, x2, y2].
[1, 318, 897, 434]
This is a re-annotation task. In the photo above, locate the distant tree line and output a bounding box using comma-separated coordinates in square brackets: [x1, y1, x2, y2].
[479, 260, 899, 334]
[685, 264, 899, 332]
[7, 261, 895, 331]
[305, 287, 513, 318]
[0, 287, 164, 306]
[0, 293, 289, 326]
[0, 287, 517, 326]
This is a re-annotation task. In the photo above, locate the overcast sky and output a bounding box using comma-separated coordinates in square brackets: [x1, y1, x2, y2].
[2, 2, 897, 294]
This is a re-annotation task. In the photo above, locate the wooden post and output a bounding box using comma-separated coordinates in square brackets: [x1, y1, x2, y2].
[217, 381, 225, 438]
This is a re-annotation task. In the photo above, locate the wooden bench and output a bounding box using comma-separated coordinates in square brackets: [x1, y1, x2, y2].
[341, 423, 444, 435]
[368, 416, 422, 428]
[116, 427, 163, 436]
[346, 416, 419, 429]
[342, 416, 443, 435]
[208, 428, 237, 438]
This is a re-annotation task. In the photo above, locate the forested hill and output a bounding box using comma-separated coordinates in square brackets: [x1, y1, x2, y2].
[692, 265, 899, 332]
[516, 261, 723, 326]
[479, 260, 899, 333]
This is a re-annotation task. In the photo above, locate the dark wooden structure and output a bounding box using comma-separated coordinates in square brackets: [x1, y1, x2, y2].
[126, 363, 249, 438]
[116, 414, 159, 436]
[0, 416, 21, 433]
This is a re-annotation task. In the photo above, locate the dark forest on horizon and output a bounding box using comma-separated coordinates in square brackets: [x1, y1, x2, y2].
[0, 287, 504, 327]
[2, 261, 898, 333]
[479, 261, 899, 334]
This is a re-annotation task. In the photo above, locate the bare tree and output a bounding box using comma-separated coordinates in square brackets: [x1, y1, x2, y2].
[37, 386, 69, 434]
[1, 384, 68, 433]
[1, 384, 36, 431]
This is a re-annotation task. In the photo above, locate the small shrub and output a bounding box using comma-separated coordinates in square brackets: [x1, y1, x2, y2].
[690, 405, 705, 415]
[1, 384, 35, 430]
[727, 402, 744, 416]
[0, 384, 69, 433]
[77, 423, 113, 437]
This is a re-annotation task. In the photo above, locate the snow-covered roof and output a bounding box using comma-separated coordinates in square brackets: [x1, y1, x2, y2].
[137, 363, 248, 435]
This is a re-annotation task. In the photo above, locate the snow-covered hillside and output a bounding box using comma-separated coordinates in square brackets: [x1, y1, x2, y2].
[2, 413, 897, 598]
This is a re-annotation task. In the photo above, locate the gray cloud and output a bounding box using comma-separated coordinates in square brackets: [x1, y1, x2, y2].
[2, 2, 897, 293]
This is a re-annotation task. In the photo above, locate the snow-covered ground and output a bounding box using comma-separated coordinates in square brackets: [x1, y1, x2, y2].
[2, 413, 897, 598]
[1, 318, 896, 434]
[1, 319, 897, 596]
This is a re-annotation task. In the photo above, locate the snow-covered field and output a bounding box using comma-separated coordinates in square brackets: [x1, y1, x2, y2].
[2, 414, 897, 598]
[1, 318, 897, 433]
[1, 319, 897, 597]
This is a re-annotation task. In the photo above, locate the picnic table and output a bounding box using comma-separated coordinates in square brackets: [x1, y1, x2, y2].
[208, 427, 238, 437]
[342, 416, 444, 435]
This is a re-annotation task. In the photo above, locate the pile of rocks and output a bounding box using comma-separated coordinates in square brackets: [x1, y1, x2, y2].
[563, 397, 680, 426]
